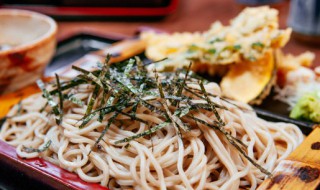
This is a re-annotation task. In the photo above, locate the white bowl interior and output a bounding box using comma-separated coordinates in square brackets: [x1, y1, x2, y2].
[0, 11, 52, 49]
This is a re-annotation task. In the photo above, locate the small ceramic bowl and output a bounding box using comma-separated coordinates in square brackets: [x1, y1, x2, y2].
[0, 9, 57, 94]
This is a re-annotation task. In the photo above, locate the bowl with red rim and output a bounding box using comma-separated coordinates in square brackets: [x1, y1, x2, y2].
[0, 9, 57, 94]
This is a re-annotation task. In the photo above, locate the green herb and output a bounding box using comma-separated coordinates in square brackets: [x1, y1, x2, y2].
[207, 49, 216, 54]
[188, 44, 199, 52]
[209, 38, 223, 44]
[251, 42, 265, 53]
[252, 42, 264, 48]
[233, 45, 241, 50]
[222, 45, 241, 52]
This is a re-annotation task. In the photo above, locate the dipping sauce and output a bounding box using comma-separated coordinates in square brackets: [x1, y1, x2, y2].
[0, 44, 13, 51]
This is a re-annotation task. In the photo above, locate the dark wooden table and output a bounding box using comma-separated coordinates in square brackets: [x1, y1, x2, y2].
[57, 0, 320, 66]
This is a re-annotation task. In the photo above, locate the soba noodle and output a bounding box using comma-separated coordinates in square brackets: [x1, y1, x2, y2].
[0, 68, 303, 190]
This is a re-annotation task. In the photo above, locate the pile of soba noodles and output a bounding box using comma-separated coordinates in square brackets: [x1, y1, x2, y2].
[0, 57, 303, 189]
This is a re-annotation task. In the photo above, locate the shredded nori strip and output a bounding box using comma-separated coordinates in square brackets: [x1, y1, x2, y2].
[79, 112, 97, 129]
[31, 55, 271, 176]
[173, 62, 192, 107]
[23, 140, 52, 153]
[115, 122, 170, 144]
[55, 74, 63, 125]
[36, 80, 60, 117]
[65, 94, 84, 107]
[89, 112, 120, 155]
[49, 78, 86, 95]
[39, 102, 48, 113]
[98, 91, 107, 122]
[198, 80, 225, 126]
[155, 70, 189, 134]
[72, 66, 106, 89]
[85, 85, 101, 116]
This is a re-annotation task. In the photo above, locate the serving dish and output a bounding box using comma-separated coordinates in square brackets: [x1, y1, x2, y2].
[0, 9, 57, 94]
[0, 32, 319, 189]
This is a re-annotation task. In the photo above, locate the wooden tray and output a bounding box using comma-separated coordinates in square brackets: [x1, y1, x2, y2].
[0, 32, 319, 190]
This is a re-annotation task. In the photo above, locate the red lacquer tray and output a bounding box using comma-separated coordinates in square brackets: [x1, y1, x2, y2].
[0, 0, 179, 18]
[0, 140, 108, 190]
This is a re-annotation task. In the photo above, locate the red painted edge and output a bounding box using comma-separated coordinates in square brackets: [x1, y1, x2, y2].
[0, 140, 108, 190]
[0, 0, 179, 17]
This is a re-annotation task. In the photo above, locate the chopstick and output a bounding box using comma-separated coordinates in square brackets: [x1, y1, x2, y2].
[258, 126, 320, 190]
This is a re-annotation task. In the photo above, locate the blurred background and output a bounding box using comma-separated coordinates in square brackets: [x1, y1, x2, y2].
[1, 0, 319, 63]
